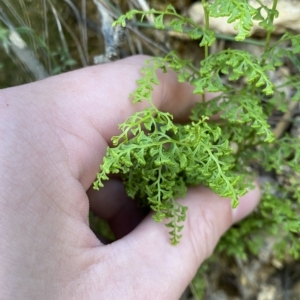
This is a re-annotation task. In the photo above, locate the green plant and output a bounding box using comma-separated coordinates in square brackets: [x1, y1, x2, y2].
[94, 0, 300, 253]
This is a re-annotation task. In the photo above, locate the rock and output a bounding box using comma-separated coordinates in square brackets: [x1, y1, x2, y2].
[257, 285, 279, 300]
[188, 0, 300, 37]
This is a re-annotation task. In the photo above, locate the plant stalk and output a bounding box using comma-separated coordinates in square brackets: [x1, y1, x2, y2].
[201, 0, 210, 102]
[201, 0, 210, 59]
[261, 0, 278, 65]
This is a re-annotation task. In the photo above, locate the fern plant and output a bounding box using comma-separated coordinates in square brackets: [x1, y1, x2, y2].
[94, 0, 300, 252]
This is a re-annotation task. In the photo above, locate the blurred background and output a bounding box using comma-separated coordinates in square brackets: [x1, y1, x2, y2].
[0, 0, 201, 88]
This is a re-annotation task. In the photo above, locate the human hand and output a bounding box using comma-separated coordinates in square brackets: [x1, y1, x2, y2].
[0, 56, 260, 299]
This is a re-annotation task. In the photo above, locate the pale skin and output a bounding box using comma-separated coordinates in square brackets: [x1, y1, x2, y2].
[0, 56, 260, 299]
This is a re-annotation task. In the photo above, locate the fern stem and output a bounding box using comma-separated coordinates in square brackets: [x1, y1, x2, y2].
[201, 0, 210, 59]
[261, 0, 278, 64]
[133, 22, 266, 46]
[201, 0, 210, 103]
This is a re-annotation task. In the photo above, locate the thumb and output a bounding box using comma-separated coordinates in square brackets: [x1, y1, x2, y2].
[105, 185, 260, 299]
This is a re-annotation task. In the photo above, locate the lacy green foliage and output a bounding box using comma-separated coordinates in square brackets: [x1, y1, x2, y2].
[218, 180, 300, 260]
[113, 4, 197, 32]
[94, 108, 247, 244]
[257, 137, 300, 204]
[112, 4, 215, 46]
[253, 0, 279, 31]
[192, 49, 274, 95]
[95, 1, 300, 250]
[217, 135, 300, 259]
[128, 52, 195, 104]
[262, 33, 300, 69]
[208, 0, 257, 41]
[191, 91, 274, 143]
[257, 136, 300, 175]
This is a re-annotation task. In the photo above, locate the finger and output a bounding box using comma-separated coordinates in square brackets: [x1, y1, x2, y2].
[31, 55, 215, 187]
[88, 180, 148, 239]
[41, 55, 204, 141]
[104, 185, 260, 299]
[88, 179, 128, 220]
[4, 55, 217, 190]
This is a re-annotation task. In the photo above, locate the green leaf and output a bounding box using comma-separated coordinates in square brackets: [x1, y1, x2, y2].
[165, 4, 177, 14]
[96, 4, 300, 249]
[200, 29, 216, 47]
[208, 0, 257, 41]
[154, 15, 165, 29]
[179, 154, 187, 169]
[188, 28, 203, 40]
